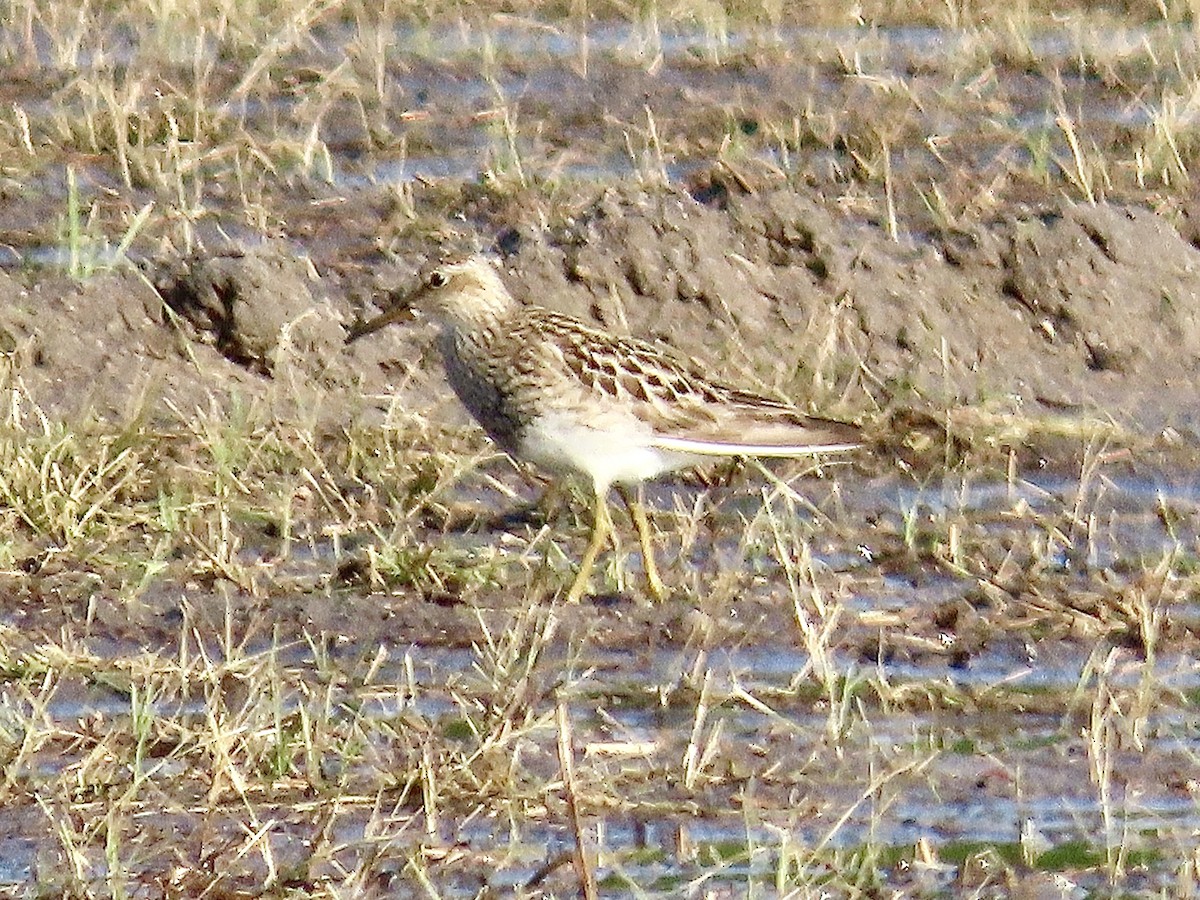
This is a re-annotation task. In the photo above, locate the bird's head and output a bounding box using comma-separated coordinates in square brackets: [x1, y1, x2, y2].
[345, 255, 516, 343]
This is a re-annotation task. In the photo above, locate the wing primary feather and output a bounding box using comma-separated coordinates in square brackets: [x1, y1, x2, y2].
[650, 435, 861, 456]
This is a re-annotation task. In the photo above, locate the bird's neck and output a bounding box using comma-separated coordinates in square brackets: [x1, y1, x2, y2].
[440, 287, 520, 336]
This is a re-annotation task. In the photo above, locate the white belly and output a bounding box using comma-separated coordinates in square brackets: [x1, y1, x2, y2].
[517, 410, 703, 491]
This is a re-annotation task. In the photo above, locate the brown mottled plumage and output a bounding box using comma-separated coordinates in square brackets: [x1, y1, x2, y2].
[348, 255, 861, 601]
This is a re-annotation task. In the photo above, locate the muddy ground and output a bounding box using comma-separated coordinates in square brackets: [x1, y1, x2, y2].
[1, 9, 1200, 896]
[2, 174, 1198, 896]
[9, 170, 1200, 647]
[11, 182, 1200, 434]
[7, 164, 1200, 647]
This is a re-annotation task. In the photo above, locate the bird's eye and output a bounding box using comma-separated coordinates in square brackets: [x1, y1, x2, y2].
[427, 271, 448, 288]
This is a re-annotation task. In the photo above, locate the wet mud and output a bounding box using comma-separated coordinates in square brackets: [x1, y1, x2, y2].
[1, 12, 1200, 896]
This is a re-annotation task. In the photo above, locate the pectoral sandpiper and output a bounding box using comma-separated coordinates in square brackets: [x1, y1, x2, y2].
[347, 255, 861, 602]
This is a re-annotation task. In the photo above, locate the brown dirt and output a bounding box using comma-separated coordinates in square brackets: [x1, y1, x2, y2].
[7, 183, 1200, 437]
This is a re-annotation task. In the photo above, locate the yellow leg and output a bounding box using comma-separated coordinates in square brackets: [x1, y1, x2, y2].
[616, 484, 667, 601]
[565, 486, 612, 603]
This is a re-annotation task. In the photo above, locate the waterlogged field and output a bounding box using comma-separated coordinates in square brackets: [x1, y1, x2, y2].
[2, 420, 1199, 896]
[1, 1, 1200, 897]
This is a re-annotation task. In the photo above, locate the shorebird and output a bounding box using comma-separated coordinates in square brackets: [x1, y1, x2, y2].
[347, 255, 861, 602]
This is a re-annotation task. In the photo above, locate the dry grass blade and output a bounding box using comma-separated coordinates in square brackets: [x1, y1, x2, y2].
[555, 698, 598, 900]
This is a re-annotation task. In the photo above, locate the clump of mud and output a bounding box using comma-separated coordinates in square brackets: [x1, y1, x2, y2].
[6, 180, 1200, 444]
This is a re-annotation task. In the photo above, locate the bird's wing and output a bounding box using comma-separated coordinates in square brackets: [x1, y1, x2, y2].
[533, 310, 861, 455]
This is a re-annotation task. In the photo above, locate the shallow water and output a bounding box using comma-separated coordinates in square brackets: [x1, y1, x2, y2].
[7, 18, 1197, 269]
[4, 462, 1196, 893]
